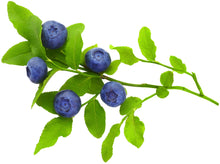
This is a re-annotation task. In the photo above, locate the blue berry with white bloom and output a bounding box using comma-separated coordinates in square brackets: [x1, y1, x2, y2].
[54, 90, 81, 118]
[100, 81, 126, 107]
[85, 48, 111, 73]
[26, 57, 48, 84]
[41, 20, 67, 49]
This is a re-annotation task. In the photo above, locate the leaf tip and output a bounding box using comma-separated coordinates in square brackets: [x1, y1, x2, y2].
[109, 45, 114, 49]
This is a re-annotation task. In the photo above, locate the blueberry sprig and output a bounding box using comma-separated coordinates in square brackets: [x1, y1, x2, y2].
[1, 1, 219, 162]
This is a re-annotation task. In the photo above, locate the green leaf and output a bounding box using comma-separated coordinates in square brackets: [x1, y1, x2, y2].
[138, 26, 156, 61]
[60, 74, 103, 96]
[36, 91, 58, 114]
[101, 124, 121, 162]
[46, 49, 68, 68]
[124, 114, 145, 148]
[34, 117, 72, 154]
[169, 56, 187, 74]
[7, 1, 46, 59]
[110, 45, 139, 65]
[84, 99, 105, 138]
[7, 1, 34, 38]
[120, 97, 142, 115]
[64, 23, 85, 69]
[31, 69, 58, 108]
[87, 77, 104, 95]
[105, 60, 121, 75]
[81, 44, 98, 66]
[156, 86, 169, 98]
[28, 16, 47, 59]
[160, 71, 174, 87]
[2, 41, 32, 65]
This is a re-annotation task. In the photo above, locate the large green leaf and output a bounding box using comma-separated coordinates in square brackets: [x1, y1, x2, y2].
[138, 26, 156, 61]
[60, 74, 103, 96]
[36, 91, 58, 114]
[34, 117, 72, 154]
[169, 56, 187, 74]
[110, 45, 138, 65]
[120, 97, 142, 115]
[64, 23, 85, 69]
[7, 1, 34, 38]
[7, 1, 46, 59]
[84, 100, 105, 138]
[32, 69, 58, 108]
[2, 41, 32, 66]
[124, 114, 145, 148]
[160, 71, 174, 87]
[101, 124, 121, 162]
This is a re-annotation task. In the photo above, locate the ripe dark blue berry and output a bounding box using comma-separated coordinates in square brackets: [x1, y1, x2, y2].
[41, 20, 67, 49]
[26, 57, 48, 84]
[100, 81, 126, 107]
[54, 90, 81, 118]
[85, 48, 111, 73]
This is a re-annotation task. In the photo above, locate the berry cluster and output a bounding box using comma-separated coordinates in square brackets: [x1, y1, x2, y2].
[26, 21, 126, 118]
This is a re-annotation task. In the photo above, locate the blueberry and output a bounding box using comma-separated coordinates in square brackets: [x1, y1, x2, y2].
[26, 57, 48, 84]
[41, 20, 67, 49]
[85, 48, 111, 73]
[54, 90, 81, 118]
[100, 81, 126, 107]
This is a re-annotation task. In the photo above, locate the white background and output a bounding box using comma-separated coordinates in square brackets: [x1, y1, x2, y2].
[0, 0, 220, 163]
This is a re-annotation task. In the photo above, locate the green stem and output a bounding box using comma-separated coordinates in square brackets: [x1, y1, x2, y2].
[81, 94, 99, 107]
[119, 115, 128, 126]
[102, 75, 219, 106]
[142, 93, 157, 103]
[137, 58, 216, 103]
[138, 58, 192, 76]
[191, 72, 204, 96]
[102, 75, 159, 89]
[49, 60, 218, 106]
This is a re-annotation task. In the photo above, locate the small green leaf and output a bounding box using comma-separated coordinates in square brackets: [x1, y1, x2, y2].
[2, 41, 32, 65]
[101, 124, 120, 162]
[32, 69, 58, 108]
[36, 91, 58, 114]
[81, 44, 98, 66]
[160, 71, 174, 87]
[156, 86, 169, 98]
[60, 74, 103, 96]
[110, 45, 138, 65]
[124, 114, 145, 148]
[120, 97, 142, 115]
[64, 23, 85, 69]
[169, 56, 187, 74]
[138, 26, 156, 61]
[34, 117, 72, 154]
[7, 1, 46, 59]
[84, 99, 105, 138]
[105, 60, 121, 75]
